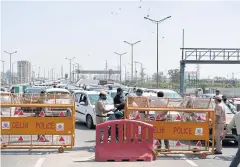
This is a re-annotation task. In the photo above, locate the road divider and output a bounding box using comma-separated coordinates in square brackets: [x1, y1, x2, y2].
[0, 93, 76, 153]
[125, 96, 216, 159]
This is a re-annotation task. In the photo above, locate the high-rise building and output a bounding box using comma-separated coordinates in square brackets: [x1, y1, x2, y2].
[17, 61, 31, 83]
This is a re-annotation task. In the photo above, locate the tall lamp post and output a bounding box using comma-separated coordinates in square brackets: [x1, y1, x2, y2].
[144, 16, 171, 88]
[134, 61, 144, 82]
[12, 62, 17, 84]
[114, 52, 127, 83]
[4, 51, 17, 87]
[65, 57, 75, 84]
[123, 41, 141, 82]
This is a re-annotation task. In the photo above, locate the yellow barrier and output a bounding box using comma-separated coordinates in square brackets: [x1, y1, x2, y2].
[0, 93, 75, 153]
[124, 96, 215, 159]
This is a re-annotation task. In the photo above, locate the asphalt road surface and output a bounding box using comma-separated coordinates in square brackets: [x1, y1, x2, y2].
[1, 122, 238, 167]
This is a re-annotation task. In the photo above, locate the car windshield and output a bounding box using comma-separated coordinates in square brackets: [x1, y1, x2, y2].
[47, 92, 70, 99]
[25, 88, 43, 94]
[164, 92, 182, 98]
[88, 94, 113, 105]
[210, 102, 233, 114]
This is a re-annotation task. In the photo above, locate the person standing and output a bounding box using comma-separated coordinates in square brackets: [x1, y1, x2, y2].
[114, 88, 125, 111]
[95, 91, 114, 124]
[155, 91, 169, 150]
[221, 111, 240, 167]
[214, 95, 226, 154]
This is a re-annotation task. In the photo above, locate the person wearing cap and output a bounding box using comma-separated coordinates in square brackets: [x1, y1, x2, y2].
[114, 88, 125, 111]
[95, 91, 114, 124]
[221, 111, 240, 167]
[153, 91, 169, 150]
[214, 95, 226, 154]
[215, 89, 223, 98]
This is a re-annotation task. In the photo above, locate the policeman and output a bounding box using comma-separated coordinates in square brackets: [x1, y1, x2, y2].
[214, 95, 226, 154]
[221, 111, 240, 167]
[95, 91, 114, 124]
[155, 91, 169, 150]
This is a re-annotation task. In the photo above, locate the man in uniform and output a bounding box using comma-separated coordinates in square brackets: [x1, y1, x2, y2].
[154, 91, 169, 150]
[214, 95, 226, 154]
[221, 110, 240, 167]
[95, 91, 114, 124]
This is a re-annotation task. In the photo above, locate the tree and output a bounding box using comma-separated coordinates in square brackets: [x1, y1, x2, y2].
[168, 69, 180, 83]
[152, 72, 166, 82]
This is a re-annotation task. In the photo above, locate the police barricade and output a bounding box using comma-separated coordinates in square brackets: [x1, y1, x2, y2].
[0, 92, 75, 153]
[95, 120, 156, 162]
[125, 96, 215, 158]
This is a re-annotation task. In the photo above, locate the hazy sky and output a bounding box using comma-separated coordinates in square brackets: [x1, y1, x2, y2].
[1, 1, 240, 79]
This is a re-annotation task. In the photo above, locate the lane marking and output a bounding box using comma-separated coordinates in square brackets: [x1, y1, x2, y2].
[33, 158, 45, 167]
[180, 154, 198, 167]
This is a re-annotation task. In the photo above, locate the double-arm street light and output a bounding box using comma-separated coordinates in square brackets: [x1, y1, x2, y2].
[114, 52, 127, 83]
[4, 51, 17, 87]
[65, 57, 75, 84]
[144, 16, 171, 88]
[123, 41, 141, 81]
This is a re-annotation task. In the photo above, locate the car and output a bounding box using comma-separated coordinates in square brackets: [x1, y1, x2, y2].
[74, 90, 114, 129]
[65, 85, 83, 93]
[44, 88, 73, 117]
[0, 92, 15, 116]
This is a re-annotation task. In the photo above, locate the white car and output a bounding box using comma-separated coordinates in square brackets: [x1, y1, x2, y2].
[44, 88, 73, 117]
[74, 90, 114, 129]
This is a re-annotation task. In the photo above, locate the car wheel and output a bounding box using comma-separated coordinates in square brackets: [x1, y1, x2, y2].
[86, 115, 93, 129]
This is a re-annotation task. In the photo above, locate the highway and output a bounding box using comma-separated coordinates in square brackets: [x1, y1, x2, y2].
[1, 122, 238, 167]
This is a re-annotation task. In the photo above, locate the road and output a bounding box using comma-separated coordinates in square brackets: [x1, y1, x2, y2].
[1, 122, 238, 167]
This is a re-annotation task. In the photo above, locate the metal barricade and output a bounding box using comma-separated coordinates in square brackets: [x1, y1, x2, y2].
[0, 92, 75, 153]
[125, 96, 215, 158]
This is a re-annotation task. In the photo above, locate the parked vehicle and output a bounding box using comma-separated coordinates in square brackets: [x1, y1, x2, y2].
[73, 90, 114, 129]
[44, 88, 73, 117]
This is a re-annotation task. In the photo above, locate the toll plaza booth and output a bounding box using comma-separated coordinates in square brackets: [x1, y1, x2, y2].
[0, 91, 75, 153]
[125, 96, 215, 159]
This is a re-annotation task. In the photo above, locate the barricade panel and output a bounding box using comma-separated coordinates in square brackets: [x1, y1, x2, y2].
[0, 93, 75, 152]
[95, 120, 155, 162]
[125, 96, 215, 158]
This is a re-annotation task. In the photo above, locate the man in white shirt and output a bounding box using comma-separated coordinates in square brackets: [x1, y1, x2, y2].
[221, 112, 240, 167]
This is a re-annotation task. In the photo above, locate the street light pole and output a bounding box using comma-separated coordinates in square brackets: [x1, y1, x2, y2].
[144, 16, 171, 88]
[114, 52, 127, 83]
[65, 57, 75, 84]
[4, 51, 17, 87]
[135, 61, 144, 82]
[123, 41, 141, 82]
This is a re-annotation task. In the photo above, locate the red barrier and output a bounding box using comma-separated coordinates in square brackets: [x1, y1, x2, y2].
[95, 120, 155, 162]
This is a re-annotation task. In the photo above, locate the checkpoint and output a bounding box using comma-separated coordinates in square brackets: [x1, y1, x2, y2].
[1, 92, 217, 161]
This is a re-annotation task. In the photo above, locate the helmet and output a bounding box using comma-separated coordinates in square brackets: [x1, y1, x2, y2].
[115, 110, 124, 117]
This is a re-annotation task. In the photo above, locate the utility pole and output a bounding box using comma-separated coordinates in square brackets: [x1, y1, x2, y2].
[44, 68, 45, 80]
[4, 51, 17, 87]
[144, 16, 171, 88]
[61, 65, 63, 79]
[65, 57, 75, 84]
[123, 41, 141, 82]
[114, 52, 127, 83]
[134, 61, 137, 83]
[72, 64, 75, 83]
[38, 66, 40, 80]
[105, 60, 108, 80]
